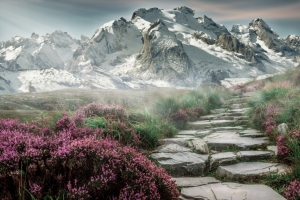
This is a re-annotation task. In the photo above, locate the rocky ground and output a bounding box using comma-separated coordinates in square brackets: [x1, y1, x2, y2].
[151, 92, 290, 200]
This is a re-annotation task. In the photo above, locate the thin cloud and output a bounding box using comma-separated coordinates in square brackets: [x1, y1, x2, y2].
[191, 1, 300, 21]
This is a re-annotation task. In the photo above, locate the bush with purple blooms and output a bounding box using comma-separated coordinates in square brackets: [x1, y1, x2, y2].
[285, 179, 300, 200]
[169, 109, 189, 129]
[0, 117, 179, 199]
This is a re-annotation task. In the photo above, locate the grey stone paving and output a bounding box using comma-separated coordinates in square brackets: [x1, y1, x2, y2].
[180, 183, 286, 200]
[173, 177, 220, 187]
[216, 162, 290, 180]
[152, 94, 289, 199]
[151, 152, 209, 176]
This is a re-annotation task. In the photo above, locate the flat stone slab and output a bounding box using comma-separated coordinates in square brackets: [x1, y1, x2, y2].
[210, 120, 237, 127]
[237, 151, 273, 161]
[212, 126, 244, 131]
[216, 162, 290, 180]
[173, 177, 220, 187]
[211, 108, 227, 114]
[187, 139, 209, 154]
[151, 152, 209, 176]
[160, 138, 189, 146]
[200, 114, 225, 120]
[227, 112, 244, 116]
[180, 182, 286, 200]
[188, 121, 212, 129]
[194, 130, 212, 138]
[239, 129, 265, 138]
[210, 152, 237, 169]
[200, 114, 234, 120]
[176, 135, 196, 138]
[268, 145, 278, 155]
[178, 130, 198, 135]
[229, 108, 250, 113]
[157, 144, 191, 153]
[207, 136, 269, 151]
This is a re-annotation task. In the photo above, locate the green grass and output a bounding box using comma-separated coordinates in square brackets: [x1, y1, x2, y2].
[132, 110, 177, 149]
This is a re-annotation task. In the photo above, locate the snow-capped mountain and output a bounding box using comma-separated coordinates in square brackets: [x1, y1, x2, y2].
[0, 6, 299, 94]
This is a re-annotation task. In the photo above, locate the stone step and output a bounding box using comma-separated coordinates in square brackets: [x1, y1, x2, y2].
[228, 108, 251, 113]
[150, 152, 208, 177]
[200, 114, 233, 120]
[211, 126, 244, 131]
[237, 151, 274, 161]
[211, 108, 228, 114]
[216, 162, 290, 180]
[177, 130, 198, 135]
[209, 151, 274, 170]
[223, 103, 248, 109]
[187, 120, 212, 129]
[188, 120, 238, 130]
[206, 136, 269, 151]
[180, 183, 286, 200]
[158, 138, 209, 154]
[173, 177, 220, 187]
[210, 152, 238, 170]
[226, 112, 244, 117]
[238, 129, 265, 138]
[226, 97, 249, 103]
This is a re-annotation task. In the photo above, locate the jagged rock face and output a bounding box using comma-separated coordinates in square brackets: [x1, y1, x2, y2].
[249, 19, 283, 50]
[286, 35, 300, 55]
[134, 20, 193, 85]
[198, 15, 230, 37]
[192, 31, 215, 45]
[0, 31, 79, 70]
[66, 17, 145, 72]
[210, 70, 230, 83]
[216, 33, 270, 72]
[249, 19, 295, 56]
[0, 6, 299, 94]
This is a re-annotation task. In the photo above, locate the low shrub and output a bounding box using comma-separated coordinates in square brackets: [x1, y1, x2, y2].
[285, 179, 300, 200]
[0, 118, 180, 199]
[169, 109, 189, 129]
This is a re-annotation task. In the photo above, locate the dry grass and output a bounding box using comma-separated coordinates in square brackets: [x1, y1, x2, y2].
[0, 88, 192, 122]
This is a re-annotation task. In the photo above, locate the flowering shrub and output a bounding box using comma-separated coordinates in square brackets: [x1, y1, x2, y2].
[169, 109, 189, 129]
[277, 135, 291, 160]
[74, 102, 127, 122]
[0, 118, 179, 199]
[185, 107, 204, 121]
[285, 179, 300, 200]
[264, 105, 279, 137]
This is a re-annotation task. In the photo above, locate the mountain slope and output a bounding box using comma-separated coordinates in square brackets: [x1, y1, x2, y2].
[0, 6, 299, 94]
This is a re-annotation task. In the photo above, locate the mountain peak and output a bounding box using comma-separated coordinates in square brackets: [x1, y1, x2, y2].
[31, 32, 39, 39]
[173, 6, 194, 16]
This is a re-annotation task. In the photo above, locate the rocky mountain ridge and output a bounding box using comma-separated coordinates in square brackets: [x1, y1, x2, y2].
[0, 6, 299, 94]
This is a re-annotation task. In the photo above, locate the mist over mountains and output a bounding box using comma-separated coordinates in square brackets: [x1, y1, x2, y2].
[0, 6, 299, 94]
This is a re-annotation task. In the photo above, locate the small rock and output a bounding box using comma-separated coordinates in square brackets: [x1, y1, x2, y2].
[267, 145, 278, 155]
[187, 139, 209, 154]
[277, 123, 288, 135]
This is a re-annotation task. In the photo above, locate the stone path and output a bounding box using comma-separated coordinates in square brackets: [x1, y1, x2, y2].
[151, 92, 290, 200]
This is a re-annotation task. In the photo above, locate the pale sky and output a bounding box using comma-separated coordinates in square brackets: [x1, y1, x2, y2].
[1, 0, 300, 41]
